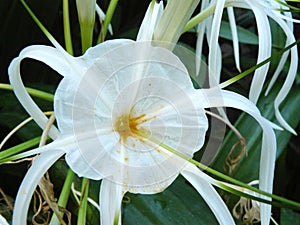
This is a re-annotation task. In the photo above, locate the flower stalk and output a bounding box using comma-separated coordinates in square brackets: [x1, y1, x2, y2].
[76, 0, 96, 53]
[63, 0, 73, 55]
[97, 0, 119, 43]
[0, 83, 54, 102]
[183, 3, 216, 33]
[49, 170, 75, 225]
[77, 178, 90, 225]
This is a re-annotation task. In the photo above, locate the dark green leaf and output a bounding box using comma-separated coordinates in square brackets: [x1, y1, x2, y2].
[281, 208, 300, 225]
[123, 176, 219, 225]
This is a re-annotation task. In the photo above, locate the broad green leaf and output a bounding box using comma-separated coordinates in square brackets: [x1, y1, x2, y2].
[281, 208, 300, 225]
[123, 176, 219, 225]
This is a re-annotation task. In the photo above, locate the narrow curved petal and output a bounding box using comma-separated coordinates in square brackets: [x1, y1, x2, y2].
[265, 9, 294, 96]
[227, 6, 241, 72]
[248, 2, 272, 104]
[181, 163, 235, 225]
[196, 88, 276, 225]
[225, 0, 297, 133]
[99, 180, 127, 225]
[195, 0, 210, 75]
[18, 45, 71, 76]
[0, 214, 9, 225]
[265, 11, 298, 135]
[208, 0, 225, 87]
[8, 45, 70, 140]
[12, 150, 64, 224]
[14, 135, 75, 159]
[265, 49, 289, 96]
[264, 7, 293, 96]
[136, 1, 164, 41]
[264, 0, 300, 24]
[95, 4, 113, 35]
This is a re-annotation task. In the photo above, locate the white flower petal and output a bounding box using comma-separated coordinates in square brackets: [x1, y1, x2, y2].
[264, 7, 294, 96]
[8, 45, 71, 140]
[12, 135, 76, 160]
[227, 6, 241, 72]
[208, 0, 225, 86]
[12, 150, 64, 224]
[181, 163, 235, 225]
[265, 50, 289, 96]
[196, 88, 276, 225]
[265, 10, 298, 135]
[0, 214, 9, 225]
[195, 0, 210, 75]
[248, 2, 272, 104]
[55, 39, 134, 133]
[136, 1, 164, 41]
[225, 0, 297, 133]
[99, 180, 127, 225]
[82, 39, 133, 64]
[263, 0, 300, 24]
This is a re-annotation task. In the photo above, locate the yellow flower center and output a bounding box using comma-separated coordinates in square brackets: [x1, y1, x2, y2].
[114, 113, 147, 144]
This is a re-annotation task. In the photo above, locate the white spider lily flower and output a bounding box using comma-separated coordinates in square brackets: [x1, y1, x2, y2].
[9, 40, 278, 225]
[8, 39, 229, 225]
[8, 3, 278, 225]
[197, 0, 298, 134]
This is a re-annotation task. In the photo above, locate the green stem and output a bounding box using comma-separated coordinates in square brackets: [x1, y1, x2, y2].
[182, 3, 216, 33]
[63, 0, 74, 55]
[80, 25, 94, 53]
[49, 170, 75, 225]
[0, 83, 54, 102]
[97, 0, 118, 43]
[219, 38, 300, 88]
[0, 137, 41, 163]
[77, 178, 89, 225]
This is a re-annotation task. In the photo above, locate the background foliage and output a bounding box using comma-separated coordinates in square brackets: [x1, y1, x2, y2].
[0, 0, 299, 224]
